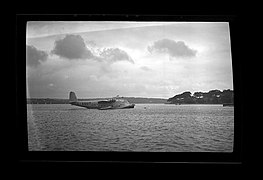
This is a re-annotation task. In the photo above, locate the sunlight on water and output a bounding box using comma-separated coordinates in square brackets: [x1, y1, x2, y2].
[27, 104, 234, 152]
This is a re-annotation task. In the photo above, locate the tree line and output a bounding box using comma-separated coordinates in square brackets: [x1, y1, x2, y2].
[167, 89, 234, 104]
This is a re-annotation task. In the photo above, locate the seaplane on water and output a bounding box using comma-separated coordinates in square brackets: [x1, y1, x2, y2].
[69, 91, 135, 110]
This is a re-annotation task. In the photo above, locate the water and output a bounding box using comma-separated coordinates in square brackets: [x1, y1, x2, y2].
[27, 104, 234, 152]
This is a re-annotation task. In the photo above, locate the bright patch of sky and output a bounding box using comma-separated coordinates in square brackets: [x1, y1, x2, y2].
[26, 21, 233, 98]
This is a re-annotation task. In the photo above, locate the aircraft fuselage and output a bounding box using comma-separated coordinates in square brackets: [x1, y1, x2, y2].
[70, 99, 135, 110]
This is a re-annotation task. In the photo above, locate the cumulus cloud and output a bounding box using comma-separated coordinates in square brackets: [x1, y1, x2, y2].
[148, 39, 197, 58]
[51, 34, 94, 60]
[51, 34, 134, 64]
[26, 45, 48, 67]
[85, 40, 97, 47]
[98, 48, 134, 64]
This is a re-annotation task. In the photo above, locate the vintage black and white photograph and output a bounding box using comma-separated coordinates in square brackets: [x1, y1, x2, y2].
[26, 21, 234, 152]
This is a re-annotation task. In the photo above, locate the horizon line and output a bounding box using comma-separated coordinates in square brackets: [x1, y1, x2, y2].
[26, 88, 234, 100]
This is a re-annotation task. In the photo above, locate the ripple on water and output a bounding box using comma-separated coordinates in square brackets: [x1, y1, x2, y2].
[27, 104, 234, 152]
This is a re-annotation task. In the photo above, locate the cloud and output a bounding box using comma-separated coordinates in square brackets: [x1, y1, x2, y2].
[85, 40, 97, 47]
[51, 34, 94, 60]
[26, 45, 48, 67]
[51, 34, 134, 65]
[98, 48, 134, 64]
[148, 39, 197, 58]
[140, 66, 152, 71]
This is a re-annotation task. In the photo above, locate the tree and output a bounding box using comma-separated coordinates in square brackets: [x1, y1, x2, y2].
[221, 89, 234, 103]
[167, 89, 233, 104]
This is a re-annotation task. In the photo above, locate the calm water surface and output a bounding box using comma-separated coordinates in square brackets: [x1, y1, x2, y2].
[27, 104, 234, 152]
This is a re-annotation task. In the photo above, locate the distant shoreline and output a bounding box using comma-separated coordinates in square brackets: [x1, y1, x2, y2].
[26, 99, 233, 106]
[26, 97, 168, 104]
[27, 89, 233, 105]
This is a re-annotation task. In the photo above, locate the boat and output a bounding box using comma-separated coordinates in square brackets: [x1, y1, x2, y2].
[69, 91, 135, 110]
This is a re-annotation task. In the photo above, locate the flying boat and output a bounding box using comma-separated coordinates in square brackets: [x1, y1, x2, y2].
[69, 91, 135, 110]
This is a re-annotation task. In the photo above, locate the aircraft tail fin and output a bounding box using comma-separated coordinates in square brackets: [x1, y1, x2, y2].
[69, 91, 78, 103]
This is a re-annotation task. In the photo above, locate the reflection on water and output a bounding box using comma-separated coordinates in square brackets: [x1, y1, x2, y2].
[27, 104, 234, 152]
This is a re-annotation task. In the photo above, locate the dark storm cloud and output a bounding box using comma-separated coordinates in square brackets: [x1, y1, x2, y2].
[148, 39, 197, 58]
[98, 48, 134, 64]
[26, 45, 48, 67]
[51, 34, 94, 60]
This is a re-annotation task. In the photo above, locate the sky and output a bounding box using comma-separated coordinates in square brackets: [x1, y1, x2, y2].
[26, 21, 233, 99]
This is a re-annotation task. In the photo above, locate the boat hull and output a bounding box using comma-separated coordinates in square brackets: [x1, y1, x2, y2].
[99, 103, 135, 110]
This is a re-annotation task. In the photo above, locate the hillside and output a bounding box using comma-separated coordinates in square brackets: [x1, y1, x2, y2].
[167, 89, 234, 104]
